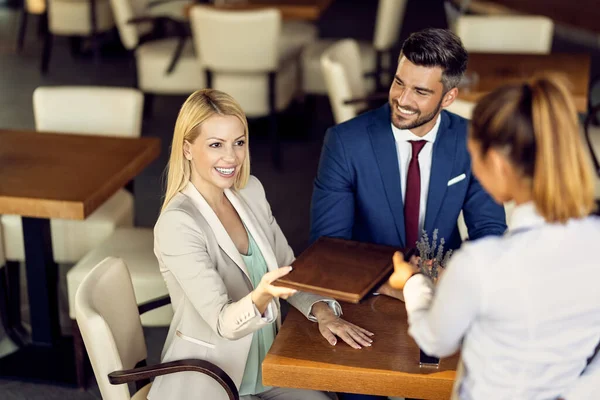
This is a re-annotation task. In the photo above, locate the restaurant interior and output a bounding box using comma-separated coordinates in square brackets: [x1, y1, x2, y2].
[0, 0, 599, 399]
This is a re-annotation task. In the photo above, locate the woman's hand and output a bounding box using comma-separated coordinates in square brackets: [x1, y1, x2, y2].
[389, 251, 419, 290]
[251, 266, 298, 314]
[311, 302, 374, 349]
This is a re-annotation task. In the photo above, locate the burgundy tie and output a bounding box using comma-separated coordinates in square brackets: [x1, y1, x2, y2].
[404, 140, 427, 249]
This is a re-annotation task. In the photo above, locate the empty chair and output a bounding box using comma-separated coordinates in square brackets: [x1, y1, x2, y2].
[75, 257, 237, 400]
[321, 39, 370, 124]
[1, 86, 142, 267]
[190, 6, 304, 166]
[302, 0, 408, 95]
[109, 0, 205, 114]
[42, 0, 115, 73]
[455, 15, 554, 54]
[67, 227, 173, 388]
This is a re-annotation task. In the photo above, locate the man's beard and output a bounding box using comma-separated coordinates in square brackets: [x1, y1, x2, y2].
[390, 98, 443, 131]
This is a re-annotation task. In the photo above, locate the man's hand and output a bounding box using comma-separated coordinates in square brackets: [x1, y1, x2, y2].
[311, 302, 374, 349]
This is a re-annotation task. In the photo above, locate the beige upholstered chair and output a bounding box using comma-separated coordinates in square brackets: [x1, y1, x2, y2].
[302, 0, 408, 95]
[190, 6, 304, 166]
[68, 227, 172, 388]
[42, 0, 115, 73]
[321, 39, 368, 125]
[445, 99, 476, 120]
[109, 0, 205, 115]
[75, 257, 238, 400]
[1, 86, 141, 266]
[455, 15, 554, 54]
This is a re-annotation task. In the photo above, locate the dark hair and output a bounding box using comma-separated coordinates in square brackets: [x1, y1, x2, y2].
[470, 75, 595, 222]
[400, 28, 468, 91]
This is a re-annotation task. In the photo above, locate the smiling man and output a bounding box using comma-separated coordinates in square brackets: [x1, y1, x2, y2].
[310, 29, 506, 302]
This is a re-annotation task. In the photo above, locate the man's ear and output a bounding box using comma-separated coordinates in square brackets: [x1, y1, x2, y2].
[441, 87, 458, 108]
[183, 140, 193, 161]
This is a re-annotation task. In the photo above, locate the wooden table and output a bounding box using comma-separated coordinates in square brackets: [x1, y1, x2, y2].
[263, 296, 460, 399]
[0, 129, 160, 385]
[458, 53, 591, 113]
[455, 0, 600, 35]
[188, 0, 333, 21]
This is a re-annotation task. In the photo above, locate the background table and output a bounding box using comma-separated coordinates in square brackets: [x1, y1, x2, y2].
[263, 295, 460, 400]
[459, 53, 591, 113]
[188, 0, 333, 20]
[0, 129, 160, 385]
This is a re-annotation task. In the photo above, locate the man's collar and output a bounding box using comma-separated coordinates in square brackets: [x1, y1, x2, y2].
[390, 114, 441, 143]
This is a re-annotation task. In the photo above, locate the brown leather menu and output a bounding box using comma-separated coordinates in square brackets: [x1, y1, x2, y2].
[274, 237, 399, 303]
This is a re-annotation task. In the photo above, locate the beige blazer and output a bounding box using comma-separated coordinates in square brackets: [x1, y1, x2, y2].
[148, 176, 340, 400]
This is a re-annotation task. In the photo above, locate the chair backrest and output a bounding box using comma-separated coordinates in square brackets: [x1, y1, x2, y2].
[109, 0, 153, 50]
[76, 257, 148, 400]
[33, 86, 144, 137]
[321, 39, 367, 125]
[373, 0, 407, 51]
[445, 99, 475, 120]
[455, 15, 554, 54]
[190, 6, 280, 72]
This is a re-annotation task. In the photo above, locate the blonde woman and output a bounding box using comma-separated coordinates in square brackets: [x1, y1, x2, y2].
[391, 76, 600, 399]
[148, 89, 373, 400]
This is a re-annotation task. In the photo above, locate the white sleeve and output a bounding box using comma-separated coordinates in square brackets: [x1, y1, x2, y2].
[403, 246, 482, 358]
[563, 346, 600, 399]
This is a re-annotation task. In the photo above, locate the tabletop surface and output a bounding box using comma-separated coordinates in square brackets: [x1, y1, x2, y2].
[263, 295, 460, 399]
[0, 129, 161, 220]
[459, 52, 591, 112]
[196, 0, 333, 20]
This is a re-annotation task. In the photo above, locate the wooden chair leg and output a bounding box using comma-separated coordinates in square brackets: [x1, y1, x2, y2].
[268, 71, 281, 168]
[143, 93, 155, 119]
[41, 32, 53, 74]
[3, 261, 27, 345]
[72, 319, 88, 390]
[16, 10, 28, 53]
[37, 12, 48, 38]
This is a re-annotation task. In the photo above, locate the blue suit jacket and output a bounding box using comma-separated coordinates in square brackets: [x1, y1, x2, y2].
[310, 104, 507, 250]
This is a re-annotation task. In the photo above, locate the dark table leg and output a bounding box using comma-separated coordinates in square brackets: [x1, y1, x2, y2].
[0, 217, 77, 385]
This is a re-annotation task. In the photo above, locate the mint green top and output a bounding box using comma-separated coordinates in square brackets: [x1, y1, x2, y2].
[238, 230, 277, 396]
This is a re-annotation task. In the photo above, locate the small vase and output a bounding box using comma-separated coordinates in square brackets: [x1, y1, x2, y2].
[419, 348, 440, 367]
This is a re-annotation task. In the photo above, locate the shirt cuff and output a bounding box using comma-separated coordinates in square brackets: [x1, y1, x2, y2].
[307, 299, 343, 322]
[252, 300, 277, 323]
[403, 274, 434, 315]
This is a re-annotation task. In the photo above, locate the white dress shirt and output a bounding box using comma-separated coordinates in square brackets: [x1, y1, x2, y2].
[391, 115, 441, 234]
[403, 202, 600, 400]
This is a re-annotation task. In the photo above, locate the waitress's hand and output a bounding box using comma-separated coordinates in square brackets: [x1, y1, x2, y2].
[389, 251, 419, 290]
[376, 252, 420, 300]
[311, 302, 374, 349]
[251, 266, 298, 314]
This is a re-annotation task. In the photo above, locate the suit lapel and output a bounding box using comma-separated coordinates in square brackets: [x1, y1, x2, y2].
[424, 112, 458, 233]
[225, 189, 279, 273]
[182, 183, 250, 280]
[368, 104, 405, 246]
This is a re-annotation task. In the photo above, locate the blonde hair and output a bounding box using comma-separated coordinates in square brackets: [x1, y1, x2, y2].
[161, 89, 250, 212]
[470, 75, 595, 223]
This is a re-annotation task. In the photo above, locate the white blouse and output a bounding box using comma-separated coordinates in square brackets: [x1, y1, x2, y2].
[403, 202, 600, 399]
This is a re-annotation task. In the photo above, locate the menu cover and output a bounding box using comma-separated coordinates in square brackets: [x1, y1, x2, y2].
[274, 237, 399, 303]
